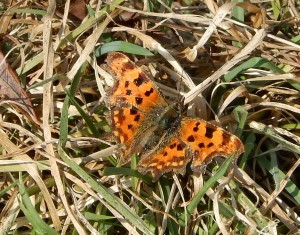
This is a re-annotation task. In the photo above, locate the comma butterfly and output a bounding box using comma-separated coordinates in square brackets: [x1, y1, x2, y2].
[106, 52, 244, 180]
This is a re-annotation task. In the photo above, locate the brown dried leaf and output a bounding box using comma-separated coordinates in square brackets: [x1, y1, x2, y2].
[0, 1, 24, 34]
[237, 2, 265, 28]
[0, 50, 38, 123]
[69, 0, 88, 20]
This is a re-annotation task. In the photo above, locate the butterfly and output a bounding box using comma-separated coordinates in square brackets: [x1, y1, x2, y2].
[106, 52, 244, 180]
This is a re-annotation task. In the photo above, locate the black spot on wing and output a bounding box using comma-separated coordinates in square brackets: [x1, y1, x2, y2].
[135, 97, 143, 105]
[187, 135, 195, 142]
[134, 75, 146, 87]
[177, 144, 183, 151]
[130, 108, 138, 115]
[198, 143, 205, 148]
[205, 127, 215, 139]
[207, 143, 214, 148]
[145, 88, 154, 97]
[222, 132, 231, 145]
[169, 143, 176, 149]
[134, 114, 140, 122]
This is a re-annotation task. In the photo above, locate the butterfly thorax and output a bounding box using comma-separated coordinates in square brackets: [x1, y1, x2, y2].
[131, 103, 181, 157]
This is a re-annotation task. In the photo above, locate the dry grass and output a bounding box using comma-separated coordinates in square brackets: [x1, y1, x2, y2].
[0, 0, 300, 234]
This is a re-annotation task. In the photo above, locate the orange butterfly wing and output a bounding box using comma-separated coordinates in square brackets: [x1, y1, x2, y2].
[107, 52, 244, 179]
[107, 52, 167, 110]
[110, 105, 145, 163]
[138, 117, 244, 179]
[179, 117, 244, 172]
[107, 52, 168, 164]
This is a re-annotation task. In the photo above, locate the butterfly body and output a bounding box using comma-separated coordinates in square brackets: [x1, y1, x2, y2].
[106, 52, 244, 180]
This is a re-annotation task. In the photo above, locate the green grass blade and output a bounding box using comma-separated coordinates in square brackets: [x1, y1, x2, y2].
[84, 212, 115, 221]
[258, 155, 300, 204]
[58, 0, 124, 48]
[8, 8, 46, 15]
[238, 132, 255, 169]
[59, 62, 88, 147]
[281, 123, 300, 130]
[16, 53, 44, 75]
[18, 176, 59, 235]
[97, 41, 154, 56]
[233, 106, 247, 138]
[26, 74, 65, 91]
[65, 89, 100, 138]
[103, 167, 153, 185]
[178, 153, 236, 226]
[232, 0, 244, 48]
[58, 147, 153, 235]
[229, 178, 273, 230]
[249, 121, 300, 154]
[224, 57, 284, 82]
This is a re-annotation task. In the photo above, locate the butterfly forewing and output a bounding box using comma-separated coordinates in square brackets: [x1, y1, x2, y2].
[110, 105, 145, 164]
[107, 52, 167, 110]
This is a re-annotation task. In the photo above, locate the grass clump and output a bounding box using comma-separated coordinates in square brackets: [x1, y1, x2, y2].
[0, 0, 299, 234]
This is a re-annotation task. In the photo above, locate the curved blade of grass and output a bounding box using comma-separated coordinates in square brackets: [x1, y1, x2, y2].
[16, 53, 44, 75]
[229, 178, 272, 231]
[18, 176, 59, 235]
[27, 74, 64, 91]
[97, 41, 154, 56]
[84, 212, 115, 221]
[58, 0, 124, 48]
[258, 156, 300, 204]
[280, 123, 300, 130]
[60, 62, 88, 147]
[249, 121, 300, 154]
[103, 167, 152, 185]
[178, 153, 236, 226]
[232, 106, 250, 169]
[223, 57, 284, 82]
[238, 132, 256, 169]
[232, 0, 244, 48]
[233, 106, 247, 138]
[8, 8, 46, 15]
[58, 147, 153, 235]
[65, 89, 100, 138]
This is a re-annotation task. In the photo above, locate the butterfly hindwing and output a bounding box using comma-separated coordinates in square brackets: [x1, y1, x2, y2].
[179, 117, 244, 172]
